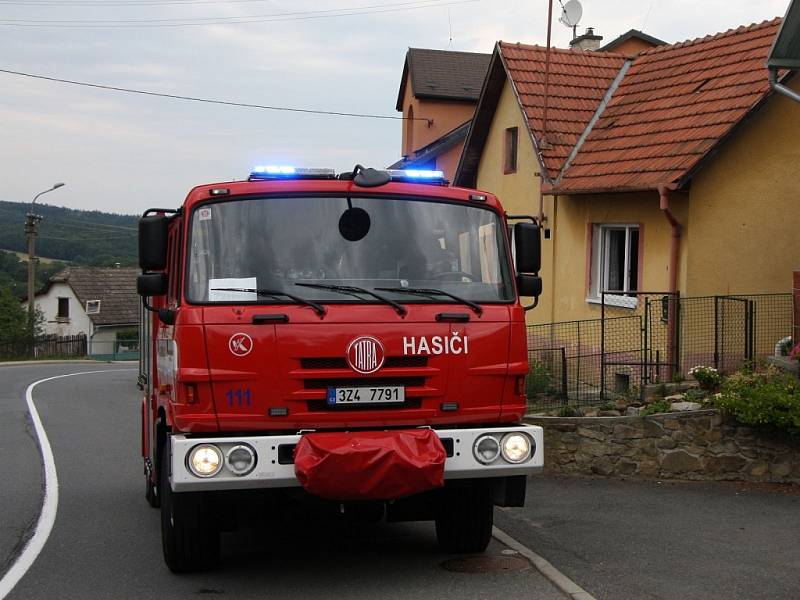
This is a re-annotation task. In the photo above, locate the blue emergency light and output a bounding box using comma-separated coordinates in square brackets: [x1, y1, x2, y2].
[385, 169, 447, 185]
[249, 166, 336, 181]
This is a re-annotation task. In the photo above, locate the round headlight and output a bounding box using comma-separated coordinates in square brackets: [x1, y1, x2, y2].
[473, 435, 501, 465]
[226, 444, 257, 477]
[501, 433, 531, 463]
[188, 444, 223, 478]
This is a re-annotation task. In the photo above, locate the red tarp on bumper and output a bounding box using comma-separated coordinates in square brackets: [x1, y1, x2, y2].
[294, 429, 446, 500]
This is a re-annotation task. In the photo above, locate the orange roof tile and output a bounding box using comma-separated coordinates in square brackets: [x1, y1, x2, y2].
[551, 18, 782, 193]
[499, 42, 627, 180]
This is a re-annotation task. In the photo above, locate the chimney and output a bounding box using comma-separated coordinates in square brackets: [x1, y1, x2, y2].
[570, 27, 603, 51]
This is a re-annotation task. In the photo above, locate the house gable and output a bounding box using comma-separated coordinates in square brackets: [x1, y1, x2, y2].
[474, 79, 541, 216]
[684, 76, 800, 296]
[455, 43, 628, 187]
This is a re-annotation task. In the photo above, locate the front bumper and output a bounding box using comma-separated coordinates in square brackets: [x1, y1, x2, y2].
[170, 425, 543, 492]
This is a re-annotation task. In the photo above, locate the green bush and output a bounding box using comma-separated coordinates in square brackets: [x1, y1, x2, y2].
[557, 405, 579, 417]
[642, 399, 671, 416]
[714, 367, 800, 435]
[527, 359, 554, 396]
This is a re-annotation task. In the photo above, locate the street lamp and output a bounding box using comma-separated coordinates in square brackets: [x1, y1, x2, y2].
[26, 183, 66, 340]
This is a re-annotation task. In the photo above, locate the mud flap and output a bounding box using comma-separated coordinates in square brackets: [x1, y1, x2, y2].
[294, 429, 446, 501]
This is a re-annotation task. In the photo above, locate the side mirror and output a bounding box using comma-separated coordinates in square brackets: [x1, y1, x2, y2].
[139, 215, 168, 271]
[137, 273, 168, 297]
[516, 274, 542, 298]
[514, 222, 541, 274]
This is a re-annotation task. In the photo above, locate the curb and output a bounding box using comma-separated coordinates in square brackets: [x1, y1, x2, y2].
[493, 526, 596, 600]
[0, 360, 137, 368]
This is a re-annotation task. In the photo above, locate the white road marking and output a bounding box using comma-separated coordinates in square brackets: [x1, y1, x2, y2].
[493, 526, 597, 600]
[0, 368, 135, 600]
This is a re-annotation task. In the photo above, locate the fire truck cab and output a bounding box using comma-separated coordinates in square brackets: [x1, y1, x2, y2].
[137, 165, 544, 572]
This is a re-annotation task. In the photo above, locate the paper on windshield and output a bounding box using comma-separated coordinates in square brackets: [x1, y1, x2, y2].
[208, 277, 257, 302]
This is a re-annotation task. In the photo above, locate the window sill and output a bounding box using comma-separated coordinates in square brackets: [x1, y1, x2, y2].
[55, 317, 70, 323]
[586, 295, 638, 309]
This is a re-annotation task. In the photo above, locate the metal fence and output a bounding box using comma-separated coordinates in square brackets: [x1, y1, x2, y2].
[527, 292, 793, 410]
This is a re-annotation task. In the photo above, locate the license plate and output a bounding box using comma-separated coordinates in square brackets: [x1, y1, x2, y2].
[326, 386, 405, 405]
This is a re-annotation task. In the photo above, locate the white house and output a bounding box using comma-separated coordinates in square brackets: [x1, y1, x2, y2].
[31, 267, 139, 357]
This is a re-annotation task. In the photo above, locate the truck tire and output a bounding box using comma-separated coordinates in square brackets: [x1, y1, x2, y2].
[435, 485, 493, 554]
[159, 446, 220, 572]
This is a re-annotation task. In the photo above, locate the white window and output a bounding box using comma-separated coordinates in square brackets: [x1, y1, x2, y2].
[85, 300, 101, 314]
[589, 224, 639, 308]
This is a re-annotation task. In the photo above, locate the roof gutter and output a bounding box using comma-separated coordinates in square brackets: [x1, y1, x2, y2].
[768, 68, 800, 103]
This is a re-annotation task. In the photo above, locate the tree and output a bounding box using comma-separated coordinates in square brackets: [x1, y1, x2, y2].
[0, 285, 28, 343]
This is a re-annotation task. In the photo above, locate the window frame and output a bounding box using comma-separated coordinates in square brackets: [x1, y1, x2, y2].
[503, 127, 518, 174]
[56, 297, 70, 321]
[587, 223, 641, 309]
[85, 300, 101, 315]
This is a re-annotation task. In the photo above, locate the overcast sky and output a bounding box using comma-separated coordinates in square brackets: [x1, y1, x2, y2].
[0, 0, 790, 214]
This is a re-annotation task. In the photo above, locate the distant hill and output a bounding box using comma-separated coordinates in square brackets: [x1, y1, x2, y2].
[0, 201, 138, 266]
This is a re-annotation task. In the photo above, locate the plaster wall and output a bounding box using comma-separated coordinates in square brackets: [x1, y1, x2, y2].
[473, 81, 550, 324]
[34, 283, 93, 337]
[547, 191, 689, 324]
[686, 82, 800, 297]
[400, 74, 476, 157]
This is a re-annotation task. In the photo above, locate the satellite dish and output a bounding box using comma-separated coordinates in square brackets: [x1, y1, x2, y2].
[559, 0, 583, 28]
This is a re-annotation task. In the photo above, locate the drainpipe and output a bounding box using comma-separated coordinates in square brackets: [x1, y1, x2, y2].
[659, 185, 681, 377]
[769, 68, 800, 104]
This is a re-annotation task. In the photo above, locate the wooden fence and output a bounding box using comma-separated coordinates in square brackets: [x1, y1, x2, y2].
[0, 333, 88, 360]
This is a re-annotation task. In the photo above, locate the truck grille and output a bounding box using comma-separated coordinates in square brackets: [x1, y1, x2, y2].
[300, 356, 427, 369]
[303, 377, 425, 390]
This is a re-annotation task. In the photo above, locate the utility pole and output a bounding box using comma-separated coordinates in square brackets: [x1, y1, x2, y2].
[26, 183, 65, 345]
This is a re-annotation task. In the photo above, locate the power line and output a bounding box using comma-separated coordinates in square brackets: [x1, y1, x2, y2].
[0, 0, 451, 19]
[0, 68, 434, 123]
[0, 0, 326, 4]
[0, 0, 478, 28]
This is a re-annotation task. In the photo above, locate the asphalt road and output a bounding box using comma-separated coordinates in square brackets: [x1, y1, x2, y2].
[2, 362, 799, 600]
[0, 363, 562, 600]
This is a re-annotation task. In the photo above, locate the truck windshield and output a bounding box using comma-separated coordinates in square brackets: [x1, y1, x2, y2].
[186, 196, 514, 304]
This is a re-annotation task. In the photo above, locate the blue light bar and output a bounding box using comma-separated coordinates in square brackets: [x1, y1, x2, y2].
[385, 169, 447, 185]
[249, 166, 336, 181]
[253, 165, 296, 176]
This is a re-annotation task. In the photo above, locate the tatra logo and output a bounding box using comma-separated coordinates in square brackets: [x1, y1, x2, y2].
[346, 336, 385, 374]
[229, 333, 253, 357]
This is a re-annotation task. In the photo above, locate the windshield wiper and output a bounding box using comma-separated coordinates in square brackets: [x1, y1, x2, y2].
[210, 287, 326, 316]
[295, 282, 407, 316]
[374, 287, 482, 315]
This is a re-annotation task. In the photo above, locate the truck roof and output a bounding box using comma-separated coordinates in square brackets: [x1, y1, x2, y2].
[182, 179, 503, 213]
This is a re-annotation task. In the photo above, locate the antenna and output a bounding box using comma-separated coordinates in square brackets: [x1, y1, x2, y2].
[558, 0, 583, 40]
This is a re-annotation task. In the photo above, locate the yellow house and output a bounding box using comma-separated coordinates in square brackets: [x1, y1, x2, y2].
[455, 18, 800, 329]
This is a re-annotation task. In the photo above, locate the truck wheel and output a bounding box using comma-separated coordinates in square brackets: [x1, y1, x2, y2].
[159, 446, 220, 572]
[435, 486, 493, 554]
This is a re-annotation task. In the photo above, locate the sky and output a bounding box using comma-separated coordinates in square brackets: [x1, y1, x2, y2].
[0, 0, 791, 215]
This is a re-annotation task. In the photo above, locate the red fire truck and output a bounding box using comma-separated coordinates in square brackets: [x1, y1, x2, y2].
[137, 165, 544, 572]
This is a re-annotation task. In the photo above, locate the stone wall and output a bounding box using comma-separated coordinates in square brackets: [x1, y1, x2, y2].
[526, 410, 800, 483]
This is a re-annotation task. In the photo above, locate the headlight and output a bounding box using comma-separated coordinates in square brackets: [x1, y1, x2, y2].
[473, 435, 501, 465]
[501, 433, 531, 464]
[226, 444, 257, 477]
[188, 444, 223, 478]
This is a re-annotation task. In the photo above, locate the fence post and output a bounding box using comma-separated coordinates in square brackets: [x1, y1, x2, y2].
[560, 347, 568, 399]
[600, 292, 606, 400]
[713, 296, 720, 370]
